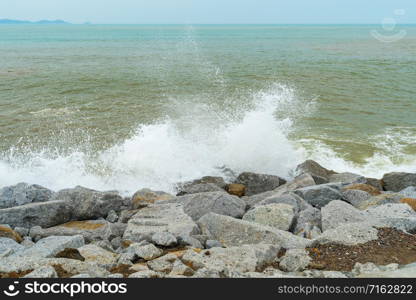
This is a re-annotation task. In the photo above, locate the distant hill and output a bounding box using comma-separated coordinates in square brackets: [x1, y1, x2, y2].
[0, 19, 70, 24]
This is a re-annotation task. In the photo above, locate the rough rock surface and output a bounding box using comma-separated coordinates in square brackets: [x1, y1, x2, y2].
[382, 172, 416, 192]
[236, 172, 286, 196]
[123, 203, 200, 243]
[242, 203, 295, 231]
[294, 184, 342, 208]
[0, 183, 54, 209]
[279, 249, 311, 272]
[198, 213, 311, 249]
[321, 200, 367, 231]
[131, 188, 174, 208]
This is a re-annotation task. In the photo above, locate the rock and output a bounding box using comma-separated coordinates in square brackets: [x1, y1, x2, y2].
[23, 266, 58, 278]
[77, 244, 117, 264]
[119, 209, 140, 223]
[352, 262, 381, 276]
[0, 200, 72, 228]
[355, 193, 404, 210]
[192, 268, 222, 278]
[177, 235, 203, 249]
[255, 193, 308, 213]
[129, 263, 149, 272]
[14, 227, 29, 237]
[0, 225, 22, 242]
[226, 184, 246, 197]
[382, 172, 416, 192]
[128, 270, 163, 278]
[341, 189, 372, 208]
[0, 183, 54, 209]
[151, 232, 177, 247]
[92, 240, 114, 252]
[198, 213, 311, 249]
[0, 237, 24, 254]
[107, 273, 124, 278]
[358, 262, 416, 278]
[55, 248, 85, 261]
[399, 186, 416, 199]
[205, 240, 222, 249]
[106, 210, 118, 223]
[294, 206, 322, 237]
[21, 237, 35, 248]
[181, 244, 279, 273]
[13, 235, 84, 258]
[177, 176, 227, 194]
[123, 203, 200, 243]
[170, 259, 194, 276]
[401, 198, 416, 211]
[365, 178, 384, 191]
[147, 253, 177, 273]
[295, 160, 336, 182]
[131, 244, 163, 260]
[328, 172, 365, 184]
[294, 184, 342, 208]
[365, 203, 416, 232]
[131, 188, 174, 208]
[235, 172, 286, 196]
[29, 220, 124, 243]
[51, 186, 124, 220]
[111, 236, 122, 249]
[71, 274, 92, 278]
[321, 200, 367, 231]
[242, 203, 295, 231]
[244, 174, 315, 208]
[176, 192, 246, 221]
[176, 183, 224, 196]
[312, 222, 379, 246]
[0, 257, 109, 277]
[343, 183, 381, 196]
[303, 270, 349, 278]
[279, 249, 311, 272]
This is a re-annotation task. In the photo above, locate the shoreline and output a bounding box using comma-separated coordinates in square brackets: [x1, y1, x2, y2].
[0, 159, 415, 278]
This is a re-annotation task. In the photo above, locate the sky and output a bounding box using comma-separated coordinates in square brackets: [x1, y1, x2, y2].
[0, 0, 415, 24]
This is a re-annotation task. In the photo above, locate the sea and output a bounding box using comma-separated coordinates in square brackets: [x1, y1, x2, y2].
[0, 24, 415, 194]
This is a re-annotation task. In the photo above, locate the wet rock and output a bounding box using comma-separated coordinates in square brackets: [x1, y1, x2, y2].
[131, 188, 174, 208]
[294, 184, 342, 208]
[198, 213, 311, 249]
[0, 225, 22, 242]
[176, 183, 224, 196]
[181, 244, 279, 273]
[226, 184, 246, 197]
[123, 203, 200, 243]
[328, 172, 365, 184]
[279, 249, 311, 272]
[236, 172, 286, 196]
[242, 203, 295, 231]
[51, 186, 124, 220]
[382, 172, 416, 192]
[0, 183, 54, 209]
[0, 200, 72, 228]
[23, 266, 58, 278]
[321, 200, 367, 231]
[176, 192, 246, 221]
[295, 160, 336, 182]
[151, 232, 177, 247]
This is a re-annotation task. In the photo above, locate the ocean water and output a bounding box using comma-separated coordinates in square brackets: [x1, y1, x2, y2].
[0, 24, 415, 194]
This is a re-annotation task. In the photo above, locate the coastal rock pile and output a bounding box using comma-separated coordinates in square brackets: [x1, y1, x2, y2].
[1, 160, 416, 278]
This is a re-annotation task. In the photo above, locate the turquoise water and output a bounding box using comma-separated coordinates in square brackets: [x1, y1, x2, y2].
[0, 25, 415, 193]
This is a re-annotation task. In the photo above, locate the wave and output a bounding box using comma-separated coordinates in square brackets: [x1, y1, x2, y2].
[0, 83, 415, 195]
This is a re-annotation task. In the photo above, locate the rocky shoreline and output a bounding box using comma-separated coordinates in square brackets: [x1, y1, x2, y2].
[0, 160, 416, 278]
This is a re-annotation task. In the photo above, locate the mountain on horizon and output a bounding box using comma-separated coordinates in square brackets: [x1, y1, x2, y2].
[0, 19, 70, 24]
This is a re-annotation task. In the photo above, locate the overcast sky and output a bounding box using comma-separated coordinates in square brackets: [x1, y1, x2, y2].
[1, 0, 415, 24]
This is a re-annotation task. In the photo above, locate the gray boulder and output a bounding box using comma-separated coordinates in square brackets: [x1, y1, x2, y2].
[294, 184, 342, 208]
[236, 172, 286, 196]
[328, 172, 365, 184]
[382, 172, 416, 192]
[51, 186, 124, 220]
[177, 176, 226, 193]
[123, 203, 200, 243]
[131, 188, 174, 208]
[355, 193, 404, 210]
[23, 265, 58, 278]
[341, 189, 372, 208]
[321, 200, 367, 231]
[0, 237, 24, 255]
[151, 232, 177, 247]
[177, 191, 246, 221]
[181, 244, 279, 273]
[294, 206, 322, 238]
[0, 183, 54, 209]
[255, 193, 309, 213]
[198, 213, 311, 249]
[295, 160, 336, 182]
[279, 249, 311, 272]
[399, 186, 416, 199]
[0, 200, 72, 228]
[242, 203, 295, 231]
[176, 183, 224, 196]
